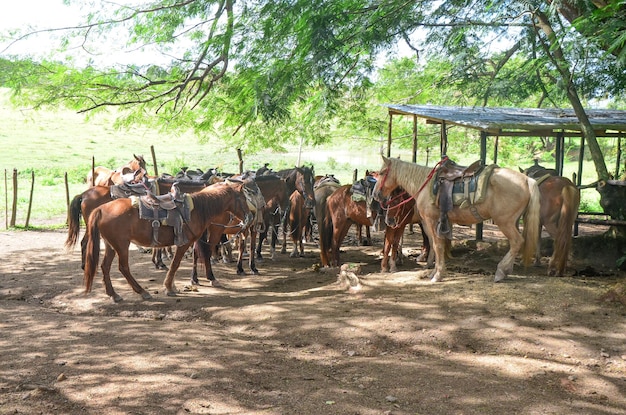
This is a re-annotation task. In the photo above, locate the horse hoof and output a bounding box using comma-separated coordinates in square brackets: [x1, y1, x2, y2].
[252, 270, 260, 275]
[237, 270, 246, 276]
[209, 280, 222, 288]
[112, 295, 124, 303]
[494, 269, 506, 282]
[190, 278, 199, 285]
[166, 290, 178, 297]
[141, 291, 153, 300]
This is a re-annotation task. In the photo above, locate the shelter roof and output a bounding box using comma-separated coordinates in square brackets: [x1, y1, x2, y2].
[385, 104, 626, 136]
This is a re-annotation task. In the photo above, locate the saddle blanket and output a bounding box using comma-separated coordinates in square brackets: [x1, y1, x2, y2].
[432, 164, 497, 207]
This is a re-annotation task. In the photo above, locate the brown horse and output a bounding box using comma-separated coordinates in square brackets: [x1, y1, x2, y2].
[275, 166, 316, 253]
[86, 154, 147, 187]
[190, 178, 267, 283]
[83, 182, 254, 301]
[253, 174, 291, 260]
[65, 182, 169, 270]
[287, 190, 312, 257]
[322, 179, 379, 267]
[374, 156, 541, 282]
[314, 175, 342, 267]
[521, 165, 580, 276]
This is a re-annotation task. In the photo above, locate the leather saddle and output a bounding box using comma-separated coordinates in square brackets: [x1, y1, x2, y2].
[434, 157, 484, 239]
[137, 183, 190, 246]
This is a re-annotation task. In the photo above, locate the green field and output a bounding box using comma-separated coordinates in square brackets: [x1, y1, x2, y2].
[0, 89, 605, 229]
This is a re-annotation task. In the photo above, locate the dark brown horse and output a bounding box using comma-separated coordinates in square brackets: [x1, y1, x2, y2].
[83, 182, 254, 301]
[322, 179, 379, 267]
[190, 178, 267, 283]
[253, 174, 290, 260]
[314, 175, 342, 267]
[87, 154, 147, 187]
[521, 164, 580, 276]
[275, 166, 316, 253]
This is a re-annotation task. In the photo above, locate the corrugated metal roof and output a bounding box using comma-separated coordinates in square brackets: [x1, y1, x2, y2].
[385, 104, 626, 135]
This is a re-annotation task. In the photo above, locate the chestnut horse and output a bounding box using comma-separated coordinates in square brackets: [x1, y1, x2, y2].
[86, 154, 147, 187]
[322, 179, 379, 267]
[521, 165, 580, 276]
[83, 182, 254, 301]
[287, 190, 312, 257]
[374, 156, 541, 282]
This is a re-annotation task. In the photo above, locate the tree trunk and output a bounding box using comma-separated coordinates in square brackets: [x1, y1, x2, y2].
[532, 10, 626, 229]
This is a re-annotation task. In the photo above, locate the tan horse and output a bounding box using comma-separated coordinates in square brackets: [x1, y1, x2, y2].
[86, 154, 147, 187]
[373, 156, 541, 282]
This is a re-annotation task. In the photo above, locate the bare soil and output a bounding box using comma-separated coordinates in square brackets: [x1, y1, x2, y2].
[0, 223, 625, 415]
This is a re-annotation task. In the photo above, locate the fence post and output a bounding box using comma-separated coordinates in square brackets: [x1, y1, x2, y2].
[65, 172, 70, 225]
[25, 170, 34, 228]
[4, 169, 7, 229]
[10, 168, 17, 227]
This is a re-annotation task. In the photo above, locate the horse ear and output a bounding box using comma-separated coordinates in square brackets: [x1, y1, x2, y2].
[382, 155, 389, 164]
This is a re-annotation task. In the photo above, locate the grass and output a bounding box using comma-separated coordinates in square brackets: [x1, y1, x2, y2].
[0, 89, 606, 229]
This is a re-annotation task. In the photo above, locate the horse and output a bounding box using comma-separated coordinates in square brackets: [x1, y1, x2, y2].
[373, 156, 541, 282]
[521, 164, 580, 276]
[322, 178, 379, 267]
[314, 175, 342, 267]
[66, 181, 171, 269]
[286, 190, 312, 257]
[253, 174, 291, 260]
[190, 178, 267, 283]
[83, 181, 254, 301]
[275, 166, 316, 253]
[86, 154, 147, 187]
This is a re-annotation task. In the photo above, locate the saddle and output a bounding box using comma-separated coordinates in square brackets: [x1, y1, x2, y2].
[110, 178, 155, 199]
[351, 176, 379, 224]
[314, 174, 341, 189]
[434, 157, 484, 239]
[136, 183, 191, 247]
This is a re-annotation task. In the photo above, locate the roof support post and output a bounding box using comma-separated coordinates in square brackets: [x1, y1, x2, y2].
[412, 115, 418, 163]
[476, 131, 488, 241]
[387, 113, 393, 158]
[616, 134, 622, 178]
[556, 131, 565, 176]
[440, 121, 448, 157]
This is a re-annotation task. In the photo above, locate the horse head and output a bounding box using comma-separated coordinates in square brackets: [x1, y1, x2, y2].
[372, 156, 396, 202]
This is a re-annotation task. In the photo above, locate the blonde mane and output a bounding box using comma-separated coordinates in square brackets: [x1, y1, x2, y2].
[387, 158, 434, 196]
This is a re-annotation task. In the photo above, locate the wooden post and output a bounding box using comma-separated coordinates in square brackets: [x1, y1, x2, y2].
[237, 148, 244, 174]
[151, 145, 159, 177]
[615, 135, 622, 179]
[386, 113, 393, 158]
[412, 115, 418, 163]
[440, 121, 448, 157]
[476, 132, 488, 241]
[4, 169, 7, 229]
[64, 172, 70, 225]
[91, 156, 95, 186]
[493, 135, 499, 165]
[10, 168, 17, 227]
[353, 169, 358, 182]
[25, 171, 34, 228]
[556, 131, 565, 176]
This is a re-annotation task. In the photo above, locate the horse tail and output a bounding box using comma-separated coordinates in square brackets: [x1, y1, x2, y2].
[316, 193, 334, 267]
[521, 177, 542, 267]
[84, 208, 102, 293]
[551, 183, 580, 276]
[65, 194, 83, 251]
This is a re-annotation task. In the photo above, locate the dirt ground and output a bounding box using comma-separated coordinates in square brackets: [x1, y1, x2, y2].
[1, 223, 625, 415]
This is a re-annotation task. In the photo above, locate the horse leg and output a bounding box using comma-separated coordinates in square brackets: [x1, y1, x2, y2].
[269, 222, 279, 260]
[390, 230, 403, 273]
[256, 229, 267, 261]
[494, 223, 525, 282]
[152, 247, 169, 270]
[381, 230, 391, 273]
[114, 243, 152, 300]
[100, 243, 123, 303]
[365, 225, 372, 246]
[236, 234, 246, 275]
[249, 230, 259, 274]
[331, 224, 352, 267]
[421, 218, 446, 282]
[164, 243, 194, 296]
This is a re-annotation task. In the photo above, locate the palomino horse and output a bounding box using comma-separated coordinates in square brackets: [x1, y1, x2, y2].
[190, 178, 266, 283]
[322, 178, 379, 267]
[521, 164, 580, 276]
[86, 154, 147, 187]
[373, 156, 541, 282]
[83, 182, 254, 301]
[314, 175, 342, 267]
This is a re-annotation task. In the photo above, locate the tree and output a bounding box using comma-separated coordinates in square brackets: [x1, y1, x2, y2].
[2, 1, 626, 217]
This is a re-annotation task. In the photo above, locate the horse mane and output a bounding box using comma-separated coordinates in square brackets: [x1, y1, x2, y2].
[387, 158, 433, 195]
